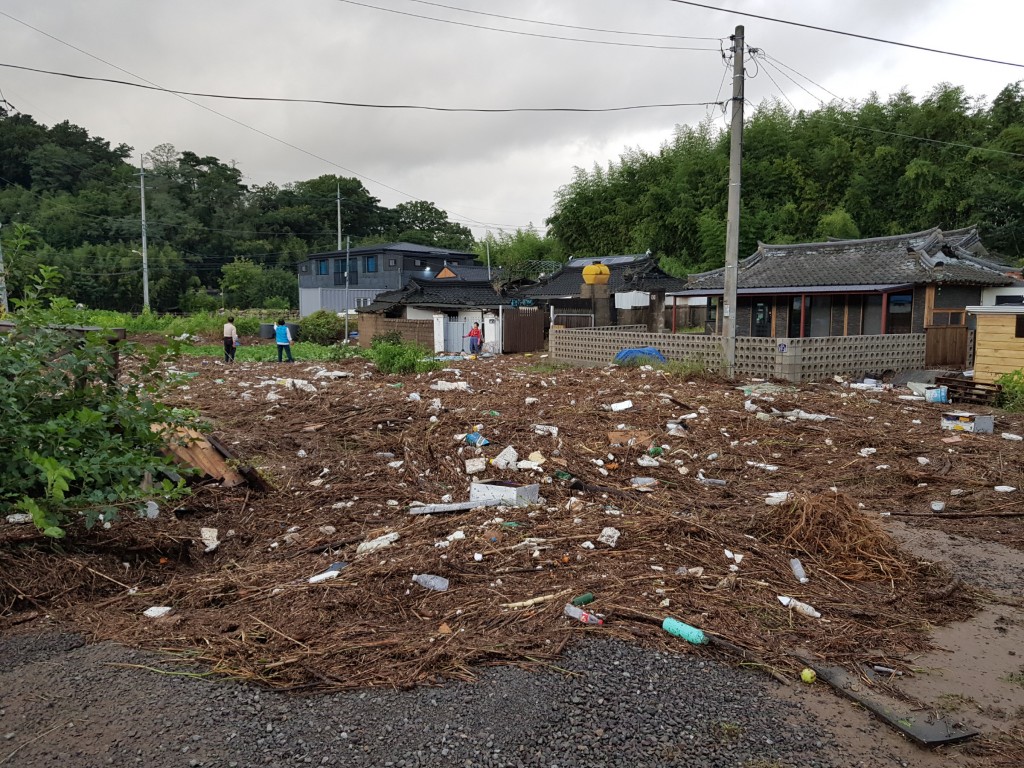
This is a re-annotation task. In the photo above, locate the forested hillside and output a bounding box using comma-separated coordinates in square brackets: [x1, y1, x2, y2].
[0, 110, 474, 312]
[547, 83, 1024, 275]
[3, 82, 1023, 313]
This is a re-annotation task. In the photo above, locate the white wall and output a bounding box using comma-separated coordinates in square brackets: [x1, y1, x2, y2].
[406, 306, 435, 320]
[981, 286, 1024, 305]
[615, 290, 649, 309]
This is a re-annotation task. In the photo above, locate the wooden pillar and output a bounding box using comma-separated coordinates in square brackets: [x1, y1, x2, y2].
[881, 292, 889, 335]
[799, 294, 807, 338]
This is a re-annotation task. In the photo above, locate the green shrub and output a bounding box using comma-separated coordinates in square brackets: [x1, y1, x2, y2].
[2, 268, 196, 537]
[299, 310, 344, 346]
[997, 369, 1024, 412]
[369, 340, 441, 374]
[371, 330, 404, 347]
[233, 316, 261, 336]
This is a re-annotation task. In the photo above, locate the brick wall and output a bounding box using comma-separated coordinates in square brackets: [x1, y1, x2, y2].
[357, 315, 434, 348]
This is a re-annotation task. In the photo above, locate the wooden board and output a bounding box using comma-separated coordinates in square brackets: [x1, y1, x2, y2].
[152, 424, 246, 487]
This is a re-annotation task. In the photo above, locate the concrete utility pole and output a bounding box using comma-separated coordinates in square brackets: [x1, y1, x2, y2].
[139, 156, 150, 311]
[722, 25, 744, 377]
[0, 221, 8, 315]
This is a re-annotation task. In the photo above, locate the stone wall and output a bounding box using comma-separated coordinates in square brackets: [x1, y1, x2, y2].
[550, 326, 927, 382]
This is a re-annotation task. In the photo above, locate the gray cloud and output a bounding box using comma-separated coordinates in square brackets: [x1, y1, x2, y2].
[1, 0, 1019, 235]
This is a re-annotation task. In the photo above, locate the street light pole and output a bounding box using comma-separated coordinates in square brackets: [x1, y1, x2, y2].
[139, 155, 150, 311]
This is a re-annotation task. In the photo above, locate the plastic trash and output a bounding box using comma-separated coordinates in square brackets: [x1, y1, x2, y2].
[764, 491, 793, 506]
[309, 562, 348, 583]
[144, 501, 160, 519]
[1003, 433, 1024, 442]
[930, 500, 946, 512]
[778, 595, 821, 618]
[464, 457, 487, 474]
[571, 592, 596, 606]
[563, 603, 603, 625]
[532, 424, 559, 437]
[466, 432, 490, 446]
[143, 606, 174, 618]
[597, 527, 621, 547]
[412, 574, 449, 592]
[995, 486, 1017, 493]
[356, 532, 400, 556]
[491, 445, 519, 470]
[608, 400, 633, 412]
[200, 527, 220, 553]
[407, 392, 421, 402]
[661, 617, 707, 644]
[790, 558, 809, 584]
[630, 477, 658, 489]
[696, 470, 726, 487]
[637, 455, 659, 467]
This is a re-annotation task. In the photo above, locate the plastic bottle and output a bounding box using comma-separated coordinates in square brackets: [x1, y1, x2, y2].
[778, 595, 821, 618]
[789, 558, 809, 584]
[571, 592, 595, 606]
[412, 574, 449, 592]
[661, 617, 707, 645]
[563, 603, 603, 625]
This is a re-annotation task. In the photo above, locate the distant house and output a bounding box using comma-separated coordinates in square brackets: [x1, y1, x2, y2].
[516, 254, 687, 328]
[357, 278, 513, 355]
[297, 242, 480, 317]
[676, 227, 1017, 337]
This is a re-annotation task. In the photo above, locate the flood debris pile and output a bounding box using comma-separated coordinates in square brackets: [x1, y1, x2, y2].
[2, 357, 1022, 692]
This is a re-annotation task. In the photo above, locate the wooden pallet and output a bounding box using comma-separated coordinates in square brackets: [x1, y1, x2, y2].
[935, 376, 1002, 406]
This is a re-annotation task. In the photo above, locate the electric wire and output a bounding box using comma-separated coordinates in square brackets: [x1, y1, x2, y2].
[663, 0, 1024, 68]
[333, 0, 720, 50]
[0, 63, 726, 113]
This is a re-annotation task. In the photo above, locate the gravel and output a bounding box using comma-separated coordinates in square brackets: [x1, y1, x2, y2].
[0, 631, 842, 767]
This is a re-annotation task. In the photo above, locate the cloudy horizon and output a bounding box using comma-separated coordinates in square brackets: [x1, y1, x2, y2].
[1, 0, 1021, 238]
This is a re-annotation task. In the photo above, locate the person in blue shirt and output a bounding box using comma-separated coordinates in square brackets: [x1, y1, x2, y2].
[275, 319, 294, 363]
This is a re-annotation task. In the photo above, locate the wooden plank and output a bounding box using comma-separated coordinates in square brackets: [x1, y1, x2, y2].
[151, 424, 247, 487]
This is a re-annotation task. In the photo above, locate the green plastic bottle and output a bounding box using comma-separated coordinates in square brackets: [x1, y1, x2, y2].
[662, 617, 707, 645]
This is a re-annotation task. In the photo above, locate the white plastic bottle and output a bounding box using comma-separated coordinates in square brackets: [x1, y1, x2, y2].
[789, 558, 809, 584]
[778, 595, 821, 618]
[412, 574, 449, 592]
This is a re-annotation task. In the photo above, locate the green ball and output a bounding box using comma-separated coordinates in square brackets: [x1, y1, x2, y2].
[801, 668, 817, 684]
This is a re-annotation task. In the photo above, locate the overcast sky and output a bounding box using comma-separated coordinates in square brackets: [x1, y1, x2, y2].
[1, 0, 1022, 239]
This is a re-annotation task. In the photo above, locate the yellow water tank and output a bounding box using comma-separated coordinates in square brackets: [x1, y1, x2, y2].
[582, 262, 610, 285]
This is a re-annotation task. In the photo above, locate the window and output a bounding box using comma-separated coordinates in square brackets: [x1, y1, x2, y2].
[930, 310, 965, 327]
[388, 258, 397, 267]
[355, 297, 371, 308]
[365, 255, 378, 273]
[808, 296, 832, 337]
[317, 259, 329, 276]
[788, 296, 803, 337]
[886, 292, 913, 334]
[333, 258, 345, 273]
[1016, 315, 1024, 338]
[751, 299, 772, 337]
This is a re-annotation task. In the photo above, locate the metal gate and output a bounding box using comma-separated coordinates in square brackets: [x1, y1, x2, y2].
[444, 320, 471, 354]
[503, 307, 545, 353]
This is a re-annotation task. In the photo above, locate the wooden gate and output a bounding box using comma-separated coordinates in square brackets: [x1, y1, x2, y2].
[925, 326, 970, 368]
[503, 306, 545, 353]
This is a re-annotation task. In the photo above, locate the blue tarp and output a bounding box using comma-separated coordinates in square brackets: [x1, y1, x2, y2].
[614, 347, 667, 365]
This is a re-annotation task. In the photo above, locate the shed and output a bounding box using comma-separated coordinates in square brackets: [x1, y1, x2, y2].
[966, 305, 1024, 384]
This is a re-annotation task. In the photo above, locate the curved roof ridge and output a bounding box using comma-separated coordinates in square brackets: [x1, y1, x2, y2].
[765, 226, 941, 251]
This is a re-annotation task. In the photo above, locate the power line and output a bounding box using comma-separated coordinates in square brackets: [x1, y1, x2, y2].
[333, 0, 720, 50]
[401, 0, 723, 41]
[0, 62, 726, 113]
[0, 10, 491, 229]
[663, 0, 1024, 68]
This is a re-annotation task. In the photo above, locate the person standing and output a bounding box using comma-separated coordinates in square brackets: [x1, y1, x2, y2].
[464, 321, 482, 354]
[275, 318, 294, 363]
[223, 316, 239, 362]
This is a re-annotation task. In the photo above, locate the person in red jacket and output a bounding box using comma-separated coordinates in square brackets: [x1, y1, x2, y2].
[464, 321, 482, 354]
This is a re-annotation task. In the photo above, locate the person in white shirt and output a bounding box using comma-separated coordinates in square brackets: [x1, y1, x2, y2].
[223, 316, 239, 362]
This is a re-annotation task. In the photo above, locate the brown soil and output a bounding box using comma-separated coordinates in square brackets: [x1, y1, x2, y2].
[3, 353, 1023, 764]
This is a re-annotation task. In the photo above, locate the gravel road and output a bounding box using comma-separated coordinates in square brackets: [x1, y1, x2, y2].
[1, 630, 848, 768]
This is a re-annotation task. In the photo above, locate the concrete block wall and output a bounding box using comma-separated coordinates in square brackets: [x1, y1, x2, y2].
[551, 327, 927, 381]
[551, 327, 723, 368]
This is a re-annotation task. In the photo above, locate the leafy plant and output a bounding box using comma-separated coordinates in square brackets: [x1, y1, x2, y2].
[176, 341, 365, 362]
[369, 339, 441, 374]
[1, 268, 196, 537]
[997, 369, 1024, 412]
[299, 310, 344, 346]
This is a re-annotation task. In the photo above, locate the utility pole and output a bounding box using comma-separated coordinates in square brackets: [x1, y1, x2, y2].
[0, 221, 8, 315]
[485, 238, 492, 280]
[344, 234, 351, 341]
[139, 156, 150, 311]
[722, 25, 744, 377]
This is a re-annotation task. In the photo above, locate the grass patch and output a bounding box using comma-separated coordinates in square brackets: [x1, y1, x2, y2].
[520, 361, 570, 374]
[176, 342, 365, 363]
[935, 693, 975, 712]
[368, 339, 443, 374]
[1003, 670, 1024, 687]
[715, 722, 743, 741]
